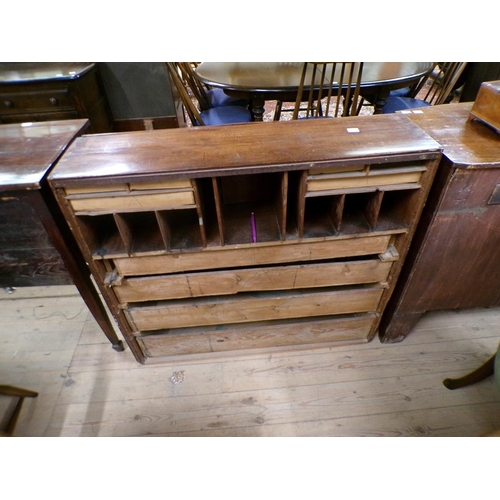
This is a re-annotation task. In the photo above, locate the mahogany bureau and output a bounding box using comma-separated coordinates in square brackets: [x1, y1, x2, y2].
[0, 63, 112, 134]
[48, 114, 442, 363]
[380, 102, 500, 342]
[0, 119, 123, 350]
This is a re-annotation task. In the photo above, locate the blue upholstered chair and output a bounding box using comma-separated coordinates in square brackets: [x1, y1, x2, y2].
[290, 62, 364, 120]
[382, 62, 468, 114]
[175, 62, 249, 111]
[166, 63, 252, 127]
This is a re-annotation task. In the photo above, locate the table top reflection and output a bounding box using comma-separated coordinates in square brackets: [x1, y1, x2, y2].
[196, 62, 432, 91]
[196, 62, 434, 119]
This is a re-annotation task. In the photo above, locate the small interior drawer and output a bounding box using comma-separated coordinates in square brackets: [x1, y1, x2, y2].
[306, 164, 426, 193]
[65, 179, 193, 196]
[69, 191, 196, 213]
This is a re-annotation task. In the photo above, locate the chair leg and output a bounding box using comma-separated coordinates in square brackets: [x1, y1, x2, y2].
[0, 385, 38, 436]
[273, 101, 283, 121]
[443, 355, 496, 390]
[0, 385, 39, 398]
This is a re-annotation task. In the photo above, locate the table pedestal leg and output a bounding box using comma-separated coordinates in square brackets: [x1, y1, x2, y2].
[250, 95, 265, 121]
[372, 88, 390, 114]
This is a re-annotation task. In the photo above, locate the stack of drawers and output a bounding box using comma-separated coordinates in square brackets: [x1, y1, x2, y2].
[48, 114, 441, 363]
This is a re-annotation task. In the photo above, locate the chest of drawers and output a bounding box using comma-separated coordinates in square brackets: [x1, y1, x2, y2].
[48, 115, 441, 363]
[0, 63, 112, 133]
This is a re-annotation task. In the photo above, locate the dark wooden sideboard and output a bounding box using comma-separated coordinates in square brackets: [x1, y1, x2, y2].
[0, 119, 123, 350]
[48, 115, 442, 363]
[380, 102, 500, 342]
[0, 63, 112, 133]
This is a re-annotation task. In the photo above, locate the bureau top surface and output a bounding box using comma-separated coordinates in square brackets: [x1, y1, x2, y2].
[0, 63, 95, 84]
[48, 113, 441, 183]
[0, 119, 89, 191]
[403, 102, 500, 167]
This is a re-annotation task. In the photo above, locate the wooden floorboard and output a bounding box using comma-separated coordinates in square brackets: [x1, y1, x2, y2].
[1, 285, 500, 437]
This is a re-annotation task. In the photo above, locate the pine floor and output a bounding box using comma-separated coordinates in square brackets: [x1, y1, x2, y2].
[1, 285, 500, 437]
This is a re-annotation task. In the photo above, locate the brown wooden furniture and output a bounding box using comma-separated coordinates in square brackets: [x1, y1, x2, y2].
[48, 114, 441, 364]
[174, 62, 248, 111]
[166, 63, 252, 126]
[0, 385, 38, 437]
[401, 63, 468, 106]
[379, 102, 500, 343]
[0, 119, 123, 351]
[195, 62, 434, 120]
[0, 63, 112, 133]
[469, 80, 500, 133]
[418, 63, 468, 105]
[291, 62, 364, 120]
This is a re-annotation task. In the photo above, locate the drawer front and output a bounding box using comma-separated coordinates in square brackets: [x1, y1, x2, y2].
[65, 179, 193, 196]
[126, 286, 384, 331]
[69, 191, 195, 213]
[114, 259, 393, 303]
[0, 88, 74, 114]
[306, 164, 425, 193]
[114, 235, 392, 276]
[0, 110, 79, 123]
[66, 179, 196, 213]
[138, 313, 377, 357]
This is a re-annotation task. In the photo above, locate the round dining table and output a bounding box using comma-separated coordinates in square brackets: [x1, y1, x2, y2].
[195, 62, 434, 121]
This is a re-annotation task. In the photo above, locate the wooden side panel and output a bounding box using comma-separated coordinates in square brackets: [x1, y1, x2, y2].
[128, 286, 384, 331]
[138, 314, 377, 357]
[114, 260, 393, 302]
[386, 168, 500, 315]
[114, 235, 392, 276]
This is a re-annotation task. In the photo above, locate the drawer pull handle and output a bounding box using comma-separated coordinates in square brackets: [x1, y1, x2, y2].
[49, 98, 59, 106]
[3, 100, 13, 108]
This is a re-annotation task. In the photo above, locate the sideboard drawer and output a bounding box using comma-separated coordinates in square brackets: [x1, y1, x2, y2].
[1, 88, 74, 114]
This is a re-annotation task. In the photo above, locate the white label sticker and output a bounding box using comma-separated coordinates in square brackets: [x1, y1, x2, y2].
[346, 127, 360, 133]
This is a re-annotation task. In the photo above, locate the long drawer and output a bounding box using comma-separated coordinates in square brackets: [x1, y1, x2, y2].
[114, 234, 393, 276]
[114, 258, 393, 303]
[125, 285, 384, 331]
[0, 88, 74, 114]
[138, 313, 377, 358]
